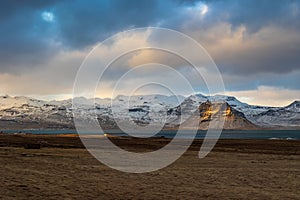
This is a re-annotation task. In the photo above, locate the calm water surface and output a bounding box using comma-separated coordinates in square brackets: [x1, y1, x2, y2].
[1, 129, 299, 140]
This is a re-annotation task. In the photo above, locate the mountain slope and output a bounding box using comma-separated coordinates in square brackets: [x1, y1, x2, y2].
[250, 101, 300, 128]
[168, 101, 257, 130]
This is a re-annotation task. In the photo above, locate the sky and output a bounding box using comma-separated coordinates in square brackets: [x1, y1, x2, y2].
[0, 0, 300, 106]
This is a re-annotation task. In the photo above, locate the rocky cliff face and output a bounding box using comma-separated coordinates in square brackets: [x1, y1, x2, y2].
[168, 101, 257, 130]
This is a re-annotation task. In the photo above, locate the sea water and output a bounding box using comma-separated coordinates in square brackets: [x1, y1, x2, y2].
[1, 129, 299, 140]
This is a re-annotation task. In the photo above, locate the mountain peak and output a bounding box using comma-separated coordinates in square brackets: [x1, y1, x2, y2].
[285, 101, 300, 110]
[194, 93, 206, 98]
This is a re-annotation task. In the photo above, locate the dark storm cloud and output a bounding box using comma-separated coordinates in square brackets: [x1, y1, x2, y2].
[0, 1, 57, 20]
[0, 0, 185, 73]
[166, 0, 300, 76]
[54, 0, 181, 49]
[207, 0, 300, 32]
[0, 1, 61, 74]
[199, 0, 300, 79]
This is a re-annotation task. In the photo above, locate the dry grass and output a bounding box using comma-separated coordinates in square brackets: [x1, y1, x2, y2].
[0, 134, 299, 199]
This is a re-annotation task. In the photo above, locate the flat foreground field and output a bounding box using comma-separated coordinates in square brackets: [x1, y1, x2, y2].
[0, 134, 299, 199]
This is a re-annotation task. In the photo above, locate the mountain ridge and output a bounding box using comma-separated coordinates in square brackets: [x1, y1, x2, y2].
[0, 94, 299, 130]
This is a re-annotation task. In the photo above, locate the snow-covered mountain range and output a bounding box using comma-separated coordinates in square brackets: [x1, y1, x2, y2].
[0, 94, 299, 130]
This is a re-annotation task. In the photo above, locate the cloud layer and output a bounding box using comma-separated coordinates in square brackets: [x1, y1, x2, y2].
[0, 0, 299, 106]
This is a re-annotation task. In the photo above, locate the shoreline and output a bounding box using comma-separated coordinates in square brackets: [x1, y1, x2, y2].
[1, 129, 299, 141]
